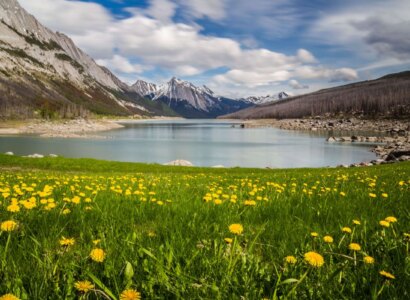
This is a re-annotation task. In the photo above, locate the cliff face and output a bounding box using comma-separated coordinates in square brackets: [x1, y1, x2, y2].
[0, 0, 176, 118]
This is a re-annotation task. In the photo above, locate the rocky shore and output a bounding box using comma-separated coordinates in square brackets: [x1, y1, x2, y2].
[242, 118, 410, 166]
[0, 119, 124, 138]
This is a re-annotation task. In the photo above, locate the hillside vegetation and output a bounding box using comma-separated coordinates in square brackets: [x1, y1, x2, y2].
[222, 71, 410, 120]
[0, 155, 409, 299]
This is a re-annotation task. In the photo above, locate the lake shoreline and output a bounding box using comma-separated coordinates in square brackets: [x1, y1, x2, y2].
[0, 117, 184, 138]
[238, 118, 410, 166]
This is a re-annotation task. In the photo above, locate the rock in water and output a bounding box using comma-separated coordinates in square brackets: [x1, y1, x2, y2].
[164, 160, 194, 166]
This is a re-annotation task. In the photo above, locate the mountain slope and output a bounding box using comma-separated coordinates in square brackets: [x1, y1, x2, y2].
[0, 0, 175, 118]
[222, 71, 410, 119]
[245, 92, 289, 105]
[132, 77, 253, 118]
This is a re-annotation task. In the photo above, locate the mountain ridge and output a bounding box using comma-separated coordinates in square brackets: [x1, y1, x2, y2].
[221, 71, 410, 119]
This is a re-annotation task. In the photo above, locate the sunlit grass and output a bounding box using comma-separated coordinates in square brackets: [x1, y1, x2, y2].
[0, 155, 409, 299]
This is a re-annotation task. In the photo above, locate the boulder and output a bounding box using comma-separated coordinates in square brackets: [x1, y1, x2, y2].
[4, 152, 14, 155]
[26, 154, 44, 158]
[327, 137, 337, 142]
[212, 165, 225, 168]
[164, 160, 194, 166]
[49, 154, 58, 158]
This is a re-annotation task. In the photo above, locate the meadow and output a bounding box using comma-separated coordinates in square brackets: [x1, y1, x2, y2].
[0, 154, 409, 299]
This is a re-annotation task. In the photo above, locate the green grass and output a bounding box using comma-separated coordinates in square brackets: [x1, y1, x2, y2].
[0, 155, 409, 299]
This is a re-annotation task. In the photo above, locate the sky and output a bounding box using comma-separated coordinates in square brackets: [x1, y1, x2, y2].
[19, 0, 410, 98]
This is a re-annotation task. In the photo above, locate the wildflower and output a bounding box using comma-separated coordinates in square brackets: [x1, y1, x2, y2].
[92, 239, 101, 245]
[323, 235, 334, 243]
[385, 216, 397, 223]
[379, 220, 390, 228]
[244, 200, 256, 206]
[363, 256, 375, 264]
[310, 232, 319, 238]
[59, 237, 75, 247]
[353, 220, 361, 225]
[285, 256, 297, 264]
[1, 220, 18, 232]
[348, 243, 361, 251]
[148, 231, 156, 237]
[0, 294, 20, 300]
[74, 280, 95, 293]
[120, 289, 141, 300]
[379, 271, 395, 280]
[369, 193, 377, 198]
[62, 208, 71, 215]
[229, 224, 243, 235]
[304, 251, 324, 268]
[224, 238, 233, 244]
[90, 248, 106, 262]
[7, 204, 20, 213]
[342, 227, 352, 234]
[214, 199, 222, 205]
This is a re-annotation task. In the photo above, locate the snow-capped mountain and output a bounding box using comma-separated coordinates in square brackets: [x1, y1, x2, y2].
[130, 80, 158, 98]
[246, 92, 290, 104]
[131, 77, 253, 118]
[0, 0, 174, 117]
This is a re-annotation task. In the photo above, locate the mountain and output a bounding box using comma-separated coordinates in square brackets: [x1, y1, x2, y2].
[132, 77, 253, 118]
[246, 92, 289, 104]
[221, 71, 410, 119]
[130, 80, 158, 99]
[0, 0, 175, 118]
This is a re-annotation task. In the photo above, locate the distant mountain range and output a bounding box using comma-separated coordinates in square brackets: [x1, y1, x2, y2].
[245, 92, 290, 104]
[222, 71, 410, 119]
[131, 77, 253, 118]
[0, 0, 254, 119]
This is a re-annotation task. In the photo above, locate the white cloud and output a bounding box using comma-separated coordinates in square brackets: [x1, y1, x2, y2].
[96, 55, 147, 74]
[145, 0, 177, 23]
[289, 79, 309, 90]
[178, 0, 226, 21]
[309, 0, 410, 60]
[18, 0, 359, 97]
[19, 0, 112, 35]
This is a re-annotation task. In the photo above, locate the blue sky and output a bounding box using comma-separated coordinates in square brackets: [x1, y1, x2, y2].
[19, 0, 410, 97]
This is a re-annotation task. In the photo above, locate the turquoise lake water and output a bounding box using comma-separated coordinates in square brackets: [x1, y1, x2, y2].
[0, 119, 378, 168]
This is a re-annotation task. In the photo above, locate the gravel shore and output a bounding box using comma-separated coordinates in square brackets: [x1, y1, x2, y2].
[241, 117, 410, 166]
[0, 119, 124, 138]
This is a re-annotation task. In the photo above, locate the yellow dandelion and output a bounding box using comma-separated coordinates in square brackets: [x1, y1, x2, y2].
[285, 256, 297, 264]
[342, 227, 352, 234]
[379, 270, 395, 280]
[244, 200, 256, 206]
[379, 220, 390, 228]
[369, 193, 377, 198]
[90, 248, 106, 262]
[120, 289, 141, 300]
[74, 280, 95, 293]
[353, 220, 361, 225]
[310, 232, 319, 238]
[1, 220, 18, 232]
[304, 251, 324, 268]
[385, 216, 397, 223]
[224, 238, 233, 244]
[348, 243, 361, 251]
[92, 239, 101, 245]
[0, 294, 20, 300]
[381, 193, 388, 198]
[323, 235, 333, 243]
[59, 237, 75, 247]
[229, 223, 243, 235]
[363, 256, 375, 264]
[6, 204, 20, 213]
[62, 208, 71, 215]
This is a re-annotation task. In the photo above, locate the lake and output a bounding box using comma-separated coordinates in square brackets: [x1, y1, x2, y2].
[0, 119, 378, 168]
